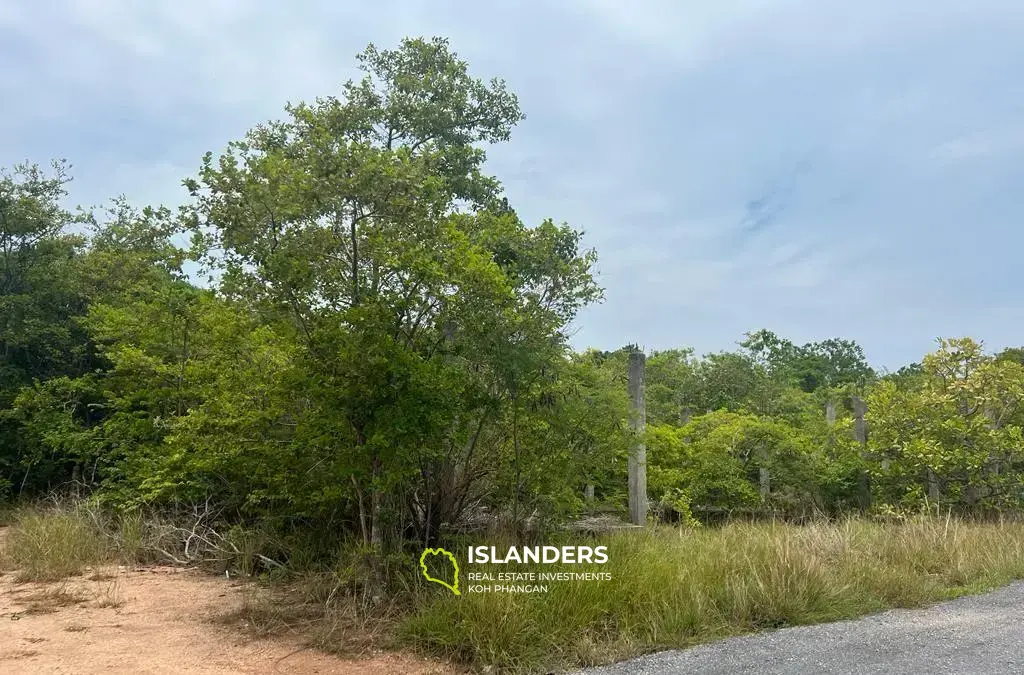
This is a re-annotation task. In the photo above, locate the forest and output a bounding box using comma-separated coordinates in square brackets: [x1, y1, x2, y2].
[3, 36, 1024, 672]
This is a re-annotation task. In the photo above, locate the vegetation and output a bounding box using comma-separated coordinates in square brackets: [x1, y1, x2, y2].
[402, 517, 1024, 672]
[3, 34, 1024, 673]
[1, 500, 188, 581]
[4, 507, 108, 581]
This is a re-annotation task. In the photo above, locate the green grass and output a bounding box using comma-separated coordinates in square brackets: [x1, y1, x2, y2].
[399, 517, 1024, 673]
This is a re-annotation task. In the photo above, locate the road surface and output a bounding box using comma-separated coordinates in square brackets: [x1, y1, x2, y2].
[576, 581, 1024, 675]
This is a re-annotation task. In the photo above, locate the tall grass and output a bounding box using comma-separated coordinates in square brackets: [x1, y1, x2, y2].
[400, 517, 1024, 673]
[0, 501, 181, 580]
[7, 503, 1024, 673]
[0, 504, 15, 526]
[3, 508, 109, 581]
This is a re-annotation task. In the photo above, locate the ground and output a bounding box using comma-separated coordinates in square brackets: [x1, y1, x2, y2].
[576, 581, 1024, 675]
[0, 528, 458, 675]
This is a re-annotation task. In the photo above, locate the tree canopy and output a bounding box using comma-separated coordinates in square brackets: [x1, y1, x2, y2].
[3, 36, 1022, 548]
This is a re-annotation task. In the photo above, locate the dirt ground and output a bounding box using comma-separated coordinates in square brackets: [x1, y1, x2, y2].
[0, 528, 459, 675]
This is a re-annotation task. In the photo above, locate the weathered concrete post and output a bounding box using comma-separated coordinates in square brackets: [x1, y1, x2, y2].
[825, 400, 836, 426]
[628, 350, 648, 526]
[967, 406, 1000, 506]
[759, 442, 771, 501]
[584, 483, 595, 503]
[927, 469, 941, 503]
[852, 396, 871, 511]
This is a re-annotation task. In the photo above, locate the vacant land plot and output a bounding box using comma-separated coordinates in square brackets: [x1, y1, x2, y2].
[0, 528, 457, 675]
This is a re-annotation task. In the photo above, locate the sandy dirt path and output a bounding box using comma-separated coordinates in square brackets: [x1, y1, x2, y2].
[0, 528, 458, 675]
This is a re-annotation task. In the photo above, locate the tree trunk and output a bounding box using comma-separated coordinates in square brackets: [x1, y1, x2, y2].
[367, 446, 384, 607]
[370, 454, 383, 549]
[512, 395, 522, 534]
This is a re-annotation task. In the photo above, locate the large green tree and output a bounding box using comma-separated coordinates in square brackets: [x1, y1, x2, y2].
[184, 37, 599, 548]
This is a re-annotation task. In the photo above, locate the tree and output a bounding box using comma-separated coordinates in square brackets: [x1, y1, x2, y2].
[184, 37, 599, 551]
[0, 162, 87, 394]
[794, 338, 874, 392]
[692, 351, 767, 413]
[740, 329, 799, 376]
[648, 411, 824, 521]
[996, 347, 1024, 366]
[741, 329, 874, 393]
[644, 349, 697, 425]
[881, 362, 925, 389]
[0, 161, 91, 497]
[867, 338, 1024, 511]
[5, 198, 192, 500]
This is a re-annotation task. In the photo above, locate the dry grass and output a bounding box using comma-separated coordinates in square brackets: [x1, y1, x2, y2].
[8, 502, 1024, 674]
[0, 499, 248, 582]
[92, 575, 125, 609]
[15, 585, 89, 616]
[216, 577, 403, 658]
[401, 516, 1024, 673]
[4, 510, 107, 581]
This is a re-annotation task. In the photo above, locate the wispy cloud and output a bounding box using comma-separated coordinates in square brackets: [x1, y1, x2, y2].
[931, 123, 1024, 162]
[735, 160, 813, 236]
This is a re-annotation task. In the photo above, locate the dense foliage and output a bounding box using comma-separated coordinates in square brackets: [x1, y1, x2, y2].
[3, 37, 1023, 559]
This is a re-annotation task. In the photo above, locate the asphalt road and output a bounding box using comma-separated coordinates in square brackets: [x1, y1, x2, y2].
[574, 581, 1024, 675]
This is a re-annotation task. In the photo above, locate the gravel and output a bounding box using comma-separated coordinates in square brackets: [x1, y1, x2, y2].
[573, 581, 1024, 675]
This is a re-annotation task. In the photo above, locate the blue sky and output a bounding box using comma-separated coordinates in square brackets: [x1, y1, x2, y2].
[3, 1, 1023, 370]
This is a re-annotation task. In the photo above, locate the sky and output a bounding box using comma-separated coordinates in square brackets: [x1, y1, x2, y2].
[3, 1, 1023, 371]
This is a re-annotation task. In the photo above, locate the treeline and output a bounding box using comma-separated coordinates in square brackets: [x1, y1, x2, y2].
[634, 333, 1024, 522]
[3, 38, 1024, 565]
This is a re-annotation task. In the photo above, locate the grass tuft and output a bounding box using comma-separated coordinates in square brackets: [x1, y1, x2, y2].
[17, 585, 90, 615]
[4, 509, 108, 581]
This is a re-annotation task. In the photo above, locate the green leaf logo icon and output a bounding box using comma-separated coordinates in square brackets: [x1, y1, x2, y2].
[420, 547, 460, 595]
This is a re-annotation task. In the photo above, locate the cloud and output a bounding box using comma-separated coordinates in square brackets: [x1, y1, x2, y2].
[3, 1, 1024, 369]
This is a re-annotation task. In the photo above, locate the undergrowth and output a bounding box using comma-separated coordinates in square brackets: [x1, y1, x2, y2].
[5, 501, 1024, 674]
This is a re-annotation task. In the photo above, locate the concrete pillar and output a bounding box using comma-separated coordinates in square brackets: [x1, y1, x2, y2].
[628, 350, 648, 526]
[852, 396, 871, 511]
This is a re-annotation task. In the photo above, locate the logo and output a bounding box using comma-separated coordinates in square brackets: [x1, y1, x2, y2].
[419, 547, 461, 595]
